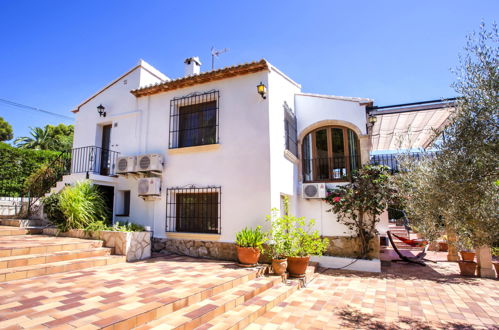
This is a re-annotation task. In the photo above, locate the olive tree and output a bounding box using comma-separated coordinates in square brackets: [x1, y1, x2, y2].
[394, 22, 499, 250]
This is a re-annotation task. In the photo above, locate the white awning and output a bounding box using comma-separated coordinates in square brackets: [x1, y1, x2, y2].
[370, 102, 455, 152]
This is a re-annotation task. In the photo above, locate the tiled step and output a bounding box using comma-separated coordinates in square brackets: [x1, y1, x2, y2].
[0, 247, 112, 269]
[0, 226, 42, 236]
[92, 264, 268, 329]
[196, 281, 301, 330]
[0, 254, 125, 282]
[191, 265, 319, 330]
[137, 276, 284, 330]
[0, 235, 103, 257]
[0, 218, 45, 227]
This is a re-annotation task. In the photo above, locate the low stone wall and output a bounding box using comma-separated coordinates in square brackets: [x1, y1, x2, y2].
[324, 235, 380, 260]
[153, 235, 379, 262]
[42, 228, 151, 262]
[153, 238, 239, 261]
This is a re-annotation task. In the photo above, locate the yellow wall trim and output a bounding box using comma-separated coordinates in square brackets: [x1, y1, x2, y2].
[166, 232, 221, 241]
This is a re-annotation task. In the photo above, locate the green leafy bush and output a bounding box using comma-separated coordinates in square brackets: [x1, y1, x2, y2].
[235, 226, 265, 251]
[112, 221, 145, 232]
[56, 181, 109, 231]
[42, 193, 64, 227]
[0, 143, 59, 197]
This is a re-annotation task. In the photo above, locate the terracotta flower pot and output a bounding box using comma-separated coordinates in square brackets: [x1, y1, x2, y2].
[460, 251, 476, 262]
[236, 246, 260, 265]
[438, 242, 448, 252]
[287, 256, 310, 278]
[272, 258, 287, 275]
[493, 262, 499, 279]
[458, 261, 477, 276]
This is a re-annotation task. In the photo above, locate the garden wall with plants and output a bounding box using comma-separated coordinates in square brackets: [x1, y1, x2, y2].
[0, 143, 58, 197]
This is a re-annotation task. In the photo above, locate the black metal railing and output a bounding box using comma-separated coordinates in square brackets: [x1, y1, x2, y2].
[169, 90, 220, 149]
[303, 155, 361, 182]
[370, 152, 437, 174]
[166, 186, 221, 234]
[70, 146, 119, 176]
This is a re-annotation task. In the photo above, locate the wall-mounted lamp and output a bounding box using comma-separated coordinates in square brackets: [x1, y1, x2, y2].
[257, 82, 267, 99]
[97, 104, 106, 117]
[368, 115, 377, 125]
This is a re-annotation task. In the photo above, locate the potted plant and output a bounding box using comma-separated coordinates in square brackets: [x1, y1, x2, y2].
[456, 239, 477, 276]
[235, 226, 265, 266]
[286, 216, 329, 278]
[265, 208, 292, 275]
[492, 247, 499, 279]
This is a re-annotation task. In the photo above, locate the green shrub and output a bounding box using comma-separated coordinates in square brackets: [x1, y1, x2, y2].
[57, 181, 109, 231]
[235, 226, 265, 251]
[0, 143, 59, 197]
[112, 221, 145, 232]
[42, 193, 64, 228]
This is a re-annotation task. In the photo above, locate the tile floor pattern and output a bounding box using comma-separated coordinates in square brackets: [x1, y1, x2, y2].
[249, 262, 499, 330]
[0, 250, 497, 329]
[0, 255, 260, 329]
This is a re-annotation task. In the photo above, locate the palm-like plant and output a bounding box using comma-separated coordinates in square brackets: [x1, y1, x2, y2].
[14, 126, 54, 150]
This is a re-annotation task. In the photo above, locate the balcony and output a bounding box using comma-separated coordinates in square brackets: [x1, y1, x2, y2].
[302, 155, 361, 183]
[70, 146, 120, 177]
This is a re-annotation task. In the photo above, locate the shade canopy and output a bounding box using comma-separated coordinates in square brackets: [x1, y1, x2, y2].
[369, 100, 456, 152]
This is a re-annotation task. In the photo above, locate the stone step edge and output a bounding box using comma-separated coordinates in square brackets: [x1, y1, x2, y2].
[197, 281, 301, 330]
[0, 255, 126, 282]
[193, 265, 320, 330]
[0, 247, 113, 268]
[136, 276, 284, 330]
[0, 228, 43, 235]
[92, 265, 268, 330]
[0, 240, 104, 257]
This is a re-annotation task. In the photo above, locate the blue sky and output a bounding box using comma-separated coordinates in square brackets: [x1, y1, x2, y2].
[0, 0, 497, 140]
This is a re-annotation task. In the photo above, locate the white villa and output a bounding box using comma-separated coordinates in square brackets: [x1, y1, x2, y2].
[55, 57, 453, 271]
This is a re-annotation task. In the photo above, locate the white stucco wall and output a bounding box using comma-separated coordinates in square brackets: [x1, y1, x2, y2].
[267, 66, 301, 215]
[69, 60, 385, 249]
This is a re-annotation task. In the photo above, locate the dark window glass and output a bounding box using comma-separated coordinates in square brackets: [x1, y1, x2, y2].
[302, 127, 360, 182]
[284, 106, 298, 156]
[315, 129, 329, 180]
[175, 192, 219, 233]
[178, 101, 217, 148]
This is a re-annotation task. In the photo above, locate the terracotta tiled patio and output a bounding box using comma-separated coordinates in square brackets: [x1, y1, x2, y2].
[249, 262, 499, 330]
[0, 231, 498, 329]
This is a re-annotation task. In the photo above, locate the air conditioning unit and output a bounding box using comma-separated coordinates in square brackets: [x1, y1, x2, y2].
[302, 183, 326, 199]
[137, 154, 163, 172]
[138, 177, 161, 196]
[116, 156, 136, 174]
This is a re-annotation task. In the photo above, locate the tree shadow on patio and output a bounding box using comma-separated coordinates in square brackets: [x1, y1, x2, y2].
[319, 261, 486, 286]
[336, 306, 480, 330]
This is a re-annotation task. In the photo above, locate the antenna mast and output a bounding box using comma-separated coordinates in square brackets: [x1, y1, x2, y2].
[211, 46, 229, 70]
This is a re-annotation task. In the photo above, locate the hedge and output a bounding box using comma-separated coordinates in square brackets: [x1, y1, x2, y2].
[0, 143, 59, 197]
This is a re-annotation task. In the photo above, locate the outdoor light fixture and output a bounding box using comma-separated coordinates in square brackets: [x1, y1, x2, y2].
[368, 115, 377, 125]
[257, 82, 267, 99]
[97, 104, 106, 117]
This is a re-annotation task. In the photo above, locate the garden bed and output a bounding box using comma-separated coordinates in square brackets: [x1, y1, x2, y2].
[43, 228, 151, 261]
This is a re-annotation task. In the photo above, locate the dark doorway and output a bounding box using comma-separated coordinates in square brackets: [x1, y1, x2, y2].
[96, 184, 114, 225]
[100, 125, 112, 175]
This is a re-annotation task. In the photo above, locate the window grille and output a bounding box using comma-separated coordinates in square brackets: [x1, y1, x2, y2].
[284, 102, 298, 156]
[169, 90, 220, 149]
[166, 186, 221, 234]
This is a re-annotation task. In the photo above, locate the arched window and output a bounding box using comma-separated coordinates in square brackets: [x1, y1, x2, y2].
[302, 126, 360, 182]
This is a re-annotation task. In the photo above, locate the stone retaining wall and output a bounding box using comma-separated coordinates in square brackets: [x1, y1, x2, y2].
[153, 235, 379, 261]
[43, 228, 151, 262]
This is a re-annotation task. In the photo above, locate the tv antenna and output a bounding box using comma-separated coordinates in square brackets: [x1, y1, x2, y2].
[211, 46, 229, 70]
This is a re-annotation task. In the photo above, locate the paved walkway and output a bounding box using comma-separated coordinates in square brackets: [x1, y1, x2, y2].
[250, 262, 499, 329]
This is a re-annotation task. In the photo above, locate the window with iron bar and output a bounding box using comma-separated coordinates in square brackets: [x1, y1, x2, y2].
[166, 186, 221, 234]
[284, 102, 298, 157]
[169, 90, 220, 149]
